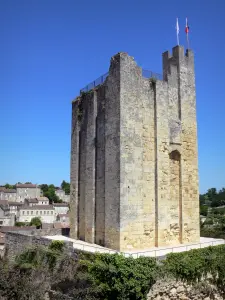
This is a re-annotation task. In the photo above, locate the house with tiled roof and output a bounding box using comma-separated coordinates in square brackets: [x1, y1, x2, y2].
[24, 196, 49, 207]
[16, 183, 41, 203]
[2, 189, 17, 202]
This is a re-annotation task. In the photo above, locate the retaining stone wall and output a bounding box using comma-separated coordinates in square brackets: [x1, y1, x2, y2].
[4, 232, 74, 261]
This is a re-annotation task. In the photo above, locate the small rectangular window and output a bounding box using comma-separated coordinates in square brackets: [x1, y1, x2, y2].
[40, 211, 42, 215]
[44, 211, 46, 215]
[27, 211, 29, 215]
[51, 211, 53, 215]
[31, 211, 33, 215]
[36, 211, 38, 215]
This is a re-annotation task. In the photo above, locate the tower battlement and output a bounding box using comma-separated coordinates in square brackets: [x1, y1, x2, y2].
[70, 45, 200, 251]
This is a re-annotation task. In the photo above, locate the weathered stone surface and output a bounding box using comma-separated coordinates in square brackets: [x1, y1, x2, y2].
[70, 45, 200, 251]
[147, 278, 224, 300]
[4, 231, 75, 261]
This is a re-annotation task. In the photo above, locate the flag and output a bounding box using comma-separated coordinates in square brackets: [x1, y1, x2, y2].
[176, 18, 180, 45]
[176, 18, 179, 35]
[185, 17, 189, 34]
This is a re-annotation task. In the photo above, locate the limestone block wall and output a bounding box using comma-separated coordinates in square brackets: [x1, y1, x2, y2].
[70, 100, 80, 239]
[4, 231, 73, 261]
[95, 87, 106, 246]
[70, 45, 200, 251]
[119, 53, 156, 250]
[160, 46, 199, 245]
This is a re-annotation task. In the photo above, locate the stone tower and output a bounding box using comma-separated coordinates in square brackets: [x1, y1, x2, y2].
[70, 45, 200, 251]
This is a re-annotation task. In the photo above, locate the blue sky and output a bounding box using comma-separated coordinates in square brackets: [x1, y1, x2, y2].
[1, 0, 225, 193]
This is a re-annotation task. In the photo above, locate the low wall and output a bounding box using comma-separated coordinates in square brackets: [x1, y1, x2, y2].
[4, 232, 74, 261]
[30, 228, 63, 236]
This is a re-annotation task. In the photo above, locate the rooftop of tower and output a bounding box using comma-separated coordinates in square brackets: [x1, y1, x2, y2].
[80, 69, 163, 95]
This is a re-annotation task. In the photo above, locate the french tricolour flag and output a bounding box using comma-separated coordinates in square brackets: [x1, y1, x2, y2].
[185, 17, 190, 34]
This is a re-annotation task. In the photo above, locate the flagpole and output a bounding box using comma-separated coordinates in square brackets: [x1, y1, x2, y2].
[186, 32, 190, 49]
[185, 17, 190, 49]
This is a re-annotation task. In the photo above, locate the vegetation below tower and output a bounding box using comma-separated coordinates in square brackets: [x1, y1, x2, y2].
[1, 242, 225, 299]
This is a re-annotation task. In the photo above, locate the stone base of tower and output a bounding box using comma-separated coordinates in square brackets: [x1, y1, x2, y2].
[47, 235, 223, 258]
[104, 225, 200, 252]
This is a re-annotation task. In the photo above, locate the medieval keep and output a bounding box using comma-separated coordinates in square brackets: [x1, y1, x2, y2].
[70, 45, 200, 251]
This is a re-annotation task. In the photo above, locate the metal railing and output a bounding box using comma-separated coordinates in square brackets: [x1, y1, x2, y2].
[142, 69, 163, 81]
[80, 72, 109, 94]
[80, 69, 163, 95]
[72, 239, 225, 260]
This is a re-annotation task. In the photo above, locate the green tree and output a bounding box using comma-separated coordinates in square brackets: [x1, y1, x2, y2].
[61, 180, 70, 195]
[44, 185, 61, 203]
[200, 205, 208, 216]
[40, 184, 49, 193]
[4, 183, 14, 189]
[29, 217, 42, 228]
[39, 184, 61, 203]
[211, 199, 221, 208]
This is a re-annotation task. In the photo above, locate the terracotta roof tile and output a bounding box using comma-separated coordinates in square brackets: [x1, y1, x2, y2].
[8, 202, 23, 206]
[36, 197, 49, 201]
[53, 203, 69, 207]
[16, 184, 37, 188]
[25, 198, 38, 203]
[4, 189, 16, 193]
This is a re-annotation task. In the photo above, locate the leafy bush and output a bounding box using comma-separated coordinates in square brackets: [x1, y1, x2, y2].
[200, 205, 208, 216]
[84, 253, 159, 300]
[3, 243, 225, 299]
[29, 217, 42, 228]
[49, 240, 64, 252]
[204, 218, 214, 225]
[15, 245, 64, 271]
[164, 245, 225, 287]
[15, 222, 27, 227]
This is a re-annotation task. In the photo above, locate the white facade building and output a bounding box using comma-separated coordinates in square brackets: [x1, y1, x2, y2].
[18, 205, 55, 223]
[53, 203, 69, 217]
